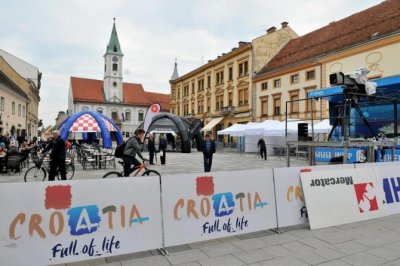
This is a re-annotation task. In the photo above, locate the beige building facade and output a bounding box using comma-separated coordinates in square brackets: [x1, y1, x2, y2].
[254, 0, 400, 125]
[170, 24, 298, 138]
[0, 50, 41, 138]
[0, 56, 36, 137]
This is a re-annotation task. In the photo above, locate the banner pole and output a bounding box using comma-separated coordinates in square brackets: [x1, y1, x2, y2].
[157, 174, 169, 256]
[271, 169, 283, 234]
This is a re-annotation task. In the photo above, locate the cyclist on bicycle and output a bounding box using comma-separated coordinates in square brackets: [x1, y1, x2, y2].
[123, 128, 147, 177]
[42, 130, 66, 181]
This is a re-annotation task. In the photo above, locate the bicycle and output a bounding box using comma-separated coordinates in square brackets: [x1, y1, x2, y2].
[24, 153, 75, 182]
[102, 160, 161, 178]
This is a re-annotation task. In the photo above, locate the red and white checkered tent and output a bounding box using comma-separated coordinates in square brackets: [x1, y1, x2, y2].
[70, 113, 117, 132]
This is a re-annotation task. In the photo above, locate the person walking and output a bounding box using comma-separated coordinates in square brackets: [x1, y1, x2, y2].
[148, 133, 156, 165]
[42, 130, 66, 181]
[122, 129, 146, 177]
[202, 134, 216, 172]
[257, 138, 267, 160]
[159, 134, 167, 165]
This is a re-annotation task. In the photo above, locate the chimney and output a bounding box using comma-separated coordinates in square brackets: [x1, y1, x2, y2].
[267, 26, 276, 34]
[238, 41, 247, 47]
[281, 22, 288, 28]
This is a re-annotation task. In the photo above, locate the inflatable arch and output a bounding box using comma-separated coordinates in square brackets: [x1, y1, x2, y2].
[59, 110, 124, 148]
[145, 113, 202, 153]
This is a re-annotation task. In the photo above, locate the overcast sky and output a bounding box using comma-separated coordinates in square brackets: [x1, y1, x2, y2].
[0, 0, 381, 127]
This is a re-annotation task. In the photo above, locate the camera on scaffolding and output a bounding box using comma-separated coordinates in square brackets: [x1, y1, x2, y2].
[329, 68, 377, 96]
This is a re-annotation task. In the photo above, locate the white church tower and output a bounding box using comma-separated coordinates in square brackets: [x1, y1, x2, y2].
[104, 18, 124, 102]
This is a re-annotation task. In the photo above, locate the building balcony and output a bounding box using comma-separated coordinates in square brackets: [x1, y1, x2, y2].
[184, 113, 195, 119]
[220, 106, 236, 115]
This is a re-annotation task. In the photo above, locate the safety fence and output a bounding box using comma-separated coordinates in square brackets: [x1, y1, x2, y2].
[1, 162, 400, 265]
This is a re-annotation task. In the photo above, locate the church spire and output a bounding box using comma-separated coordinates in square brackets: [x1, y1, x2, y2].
[106, 18, 123, 56]
[170, 58, 179, 80]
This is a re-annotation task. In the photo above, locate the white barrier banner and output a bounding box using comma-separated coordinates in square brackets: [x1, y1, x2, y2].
[301, 168, 386, 229]
[0, 178, 163, 265]
[162, 169, 277, 246]
[356, 162, 400, 215]
[273, 164, 354, 228]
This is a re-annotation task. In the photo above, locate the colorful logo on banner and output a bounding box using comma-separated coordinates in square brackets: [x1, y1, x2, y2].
[354, 183, 379, 213]
[173, 176, 268, 235]
[8, 185, 150, 260]
[383, 177, 400, 204]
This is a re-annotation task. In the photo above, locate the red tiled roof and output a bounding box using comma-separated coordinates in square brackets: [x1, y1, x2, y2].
[71, 77, 171, 110]
[71, 77, 105, 103]
[256, 0, 400, 77]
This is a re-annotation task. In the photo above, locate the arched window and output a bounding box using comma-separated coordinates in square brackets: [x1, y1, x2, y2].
[125, 109, 131, 121]
[96, 107, 103, 114]
[138, 110, 144, 122]
[82, 106, 89, 111]
[111, 109, 119, 120]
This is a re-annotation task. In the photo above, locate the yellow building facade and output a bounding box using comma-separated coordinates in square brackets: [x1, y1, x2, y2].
[170, 24, 298, 138]
[0, 56, 40, 137]
[254, 1, 400, 125]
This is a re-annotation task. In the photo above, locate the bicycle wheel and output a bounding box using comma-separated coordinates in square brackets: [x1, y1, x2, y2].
[66, 164, 75, 180]
[141, 169, 161, 178]
[24, 166, 46, 182]
[103, 171, 123, 178]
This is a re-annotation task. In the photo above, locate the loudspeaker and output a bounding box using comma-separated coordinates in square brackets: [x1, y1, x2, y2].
[298, 123, 308, 141]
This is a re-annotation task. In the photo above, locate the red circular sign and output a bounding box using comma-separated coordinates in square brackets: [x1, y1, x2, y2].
[151, 105, 159, 113]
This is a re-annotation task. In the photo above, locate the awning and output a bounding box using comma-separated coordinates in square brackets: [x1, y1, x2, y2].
[201, 117, 224, 132]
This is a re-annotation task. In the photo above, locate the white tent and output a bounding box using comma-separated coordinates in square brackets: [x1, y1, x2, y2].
[245, 120, 283, 136]
[217, 122, 257, 137]
[263, 120, 307, 136]
[311, 119, 332, 134]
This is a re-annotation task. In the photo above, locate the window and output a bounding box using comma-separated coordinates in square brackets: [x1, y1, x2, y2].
[171, 89, 175, 99]
[306, 70, 316, 80]
[184, 104, 189, 115]
[111, 110, 118, 120]
[238, 88, 248, 106]
[82, 106, 89, 111]
[228, 67, 233, 81]
[177, 88, 180, 98]
[238, 61, 248, 77]
[112, 63, 118, 71]
[290, 74, 299, 84]
[304, 86, 317, 113]
[261, 82, 268, 90]
[125, 110, 131, 121]
[260, 97, 268, 116]
[216, 69, 224, 85]
[197, 100, 204, 113]
[0, 97, 4, 111]
[22, 106, 25, 118]
[273, 79, 281, 88]
[228, 92, 233, 106]
[191, 82, 195, 94]
[138, 111, 144, 121]
[183, 85, 189, 96]
[198, 79, 204, 92]
[215, 95, 223, 110]
[18, 104, 21, 116]
[273, 95, 281, 115]
[207, 98, 211, 113]
[96, 107, 103, 113]
[12, 102, 15, 115]
[207, 75, 211, 88]
[289, 91, 299, 113]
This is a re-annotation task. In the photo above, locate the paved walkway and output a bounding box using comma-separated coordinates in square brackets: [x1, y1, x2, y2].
[3, 151, 399, 265]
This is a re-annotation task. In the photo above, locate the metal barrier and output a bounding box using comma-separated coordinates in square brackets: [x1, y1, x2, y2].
[285, 140, 397, 167]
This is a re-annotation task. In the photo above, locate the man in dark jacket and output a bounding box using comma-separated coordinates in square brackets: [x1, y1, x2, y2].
[257, 138, 267, 160]
[148, 133, 156, 165]
[123, 129, 146, 177]
[202, 134, 216, 172]
[43, 130, 66, 181]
